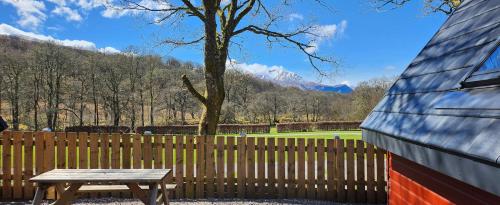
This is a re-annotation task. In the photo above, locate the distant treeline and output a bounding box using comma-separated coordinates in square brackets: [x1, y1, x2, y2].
[0, 36, 392, 131]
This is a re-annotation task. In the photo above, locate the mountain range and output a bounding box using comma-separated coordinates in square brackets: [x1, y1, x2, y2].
[239, 66, 353, 94]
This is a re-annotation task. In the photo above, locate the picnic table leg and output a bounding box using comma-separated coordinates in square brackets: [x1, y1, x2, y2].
[160, 181, 170, 205]
[52, 183, 83, 205]
[149, 183, 159, 205]
[32, 184, 48, 205]
[126, 183, 149, 204]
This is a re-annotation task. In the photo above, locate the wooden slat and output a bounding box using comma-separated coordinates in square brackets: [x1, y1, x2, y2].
[132, 134, 142, 169]
[287, 138, 296, 198]
[257, 138, 266, 198]
[216, 136, 225, 198]
[336, 139, 345, 202]
[143, 135, 152, 169]
[356, 140, 366, 203]
[296, 138, 306, 198]
[35, 132, 45, 175]
[366, 144, 376, 203]
[376, 148, 386, 203]
[267, 138, 276, 197]
[326, 139, 336, 201]
[111, 133, 121, 169]
[13, 132, 22, 199]
[79, 133, 88, 169]
[176, 135, 185, 199]
[206, 136, 215, 198]
[24, 132, 34, 199]
[317, 139, 326, 200]
[67, 132, 77, 169]
[226, 136, 235, 198]
[185, 136, 195, 199]
[122, 134, 132, 169]
[346, 140, 355, 202]
[56, 132, 66, 169]
[44, 132, 55, 199]
[195, 136, 204, 199]
[1, 131, 11, 200]
[89, 133, 99, 169]
[154, 135, 163, 169]
[237, 137, 246, 198]
[165, 136, 174, 184]
[101, 133, 110, 169]
[246, 137, 255, 198]
[277, 138, 285, 198]
[306, 139, 315, 199]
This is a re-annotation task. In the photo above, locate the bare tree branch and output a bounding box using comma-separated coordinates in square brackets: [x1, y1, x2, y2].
[181, 74, 207, 105]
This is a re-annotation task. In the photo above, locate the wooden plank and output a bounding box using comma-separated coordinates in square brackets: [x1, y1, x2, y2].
[376, 148, 386, 203]
[356, 140, 366, 203]
[267, 138, 276, 198]
[296, 138, 306, 198]
[366, 144, 376, 203]
[67, 132, 77, 169]
[216, 136, 225, 198]
[206, 136, 215, 198]
[277, 138, 286, 198]
[195, 136, 205, 199]
[226, 136, 235, 198]
[317, 139, 326, 200]
[346, 140, 355, 202]
[237, 137, 246, 198]
[35, 132, 45, 175]
[165, 136, 174, 184]
[246, 137, 255, 198]
[287, 138, 296, 198]
[185, 136, 195, 199]
[154, 135, 163, 169]
[176, 135, 184, 199]
[89, 133, 99, 169]
[326, 139, 336, 201]
[306, 139, 315, 199]
[111, 133, 121, 169]
[2, 131, 12, 200]
[44, 132, 56, 199]
[78, 132, 88, 169]
[56, 132, 67, 169]
[111, 133, 121, 198]
[336, 139, 345, 202]
[12, 132, 22, 199]
[100, 133, 110, 169]
[122, 134, 132, 169]
[257, 137, 266, 198]
[24, 132, 35, 199]
[143, 134, 153, 169]
[132, 134, 142, 169]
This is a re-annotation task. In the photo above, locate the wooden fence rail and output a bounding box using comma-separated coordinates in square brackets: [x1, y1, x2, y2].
[0, 131, 387, 203]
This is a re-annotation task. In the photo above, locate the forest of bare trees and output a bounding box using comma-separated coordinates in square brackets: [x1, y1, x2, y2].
[0, 36, 392, 131]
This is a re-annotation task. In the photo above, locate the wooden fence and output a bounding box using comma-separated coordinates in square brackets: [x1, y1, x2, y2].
[277, 121, 362, 133]
[0, 131, 387, 203]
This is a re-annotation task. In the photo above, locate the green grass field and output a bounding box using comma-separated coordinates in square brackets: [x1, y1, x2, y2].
[228, 127, 362, 140]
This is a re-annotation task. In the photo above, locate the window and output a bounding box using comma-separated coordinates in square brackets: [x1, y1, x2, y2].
[461, 44, 500, 88]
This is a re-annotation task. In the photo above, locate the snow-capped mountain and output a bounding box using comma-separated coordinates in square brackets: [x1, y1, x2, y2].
[231, 62, 353, 93]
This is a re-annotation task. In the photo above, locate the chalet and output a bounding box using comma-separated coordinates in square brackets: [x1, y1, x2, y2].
[361, 0, 500, 204]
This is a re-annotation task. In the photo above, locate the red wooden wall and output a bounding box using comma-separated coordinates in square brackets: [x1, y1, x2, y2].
[388, 153, 500, 205]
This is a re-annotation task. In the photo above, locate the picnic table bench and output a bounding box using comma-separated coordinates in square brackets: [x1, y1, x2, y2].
[30, 169, 174, 205]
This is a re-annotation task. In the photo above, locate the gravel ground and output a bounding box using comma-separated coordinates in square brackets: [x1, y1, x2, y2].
[5, 198, 371, 205]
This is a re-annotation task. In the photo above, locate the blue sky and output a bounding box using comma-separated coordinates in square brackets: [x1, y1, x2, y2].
[0, 0, 447, 86]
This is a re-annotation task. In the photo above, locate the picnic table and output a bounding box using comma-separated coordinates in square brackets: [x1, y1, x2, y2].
[30, 169, 172, 205]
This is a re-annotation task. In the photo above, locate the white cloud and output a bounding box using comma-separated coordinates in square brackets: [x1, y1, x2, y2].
[0, 0, 47, 29]
[52, 6, 83, 22]
[288, 13, 304, 21]
[305, 20, 348, 54]
[227, 60, 303, 82]
[0, 23, 120, 53]
[102, 0, 171, 19]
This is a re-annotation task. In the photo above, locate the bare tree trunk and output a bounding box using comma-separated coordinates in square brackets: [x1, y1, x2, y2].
[149, 85, 154, 126]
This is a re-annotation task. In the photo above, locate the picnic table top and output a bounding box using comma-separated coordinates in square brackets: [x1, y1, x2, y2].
[30, 169, 171, 183]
